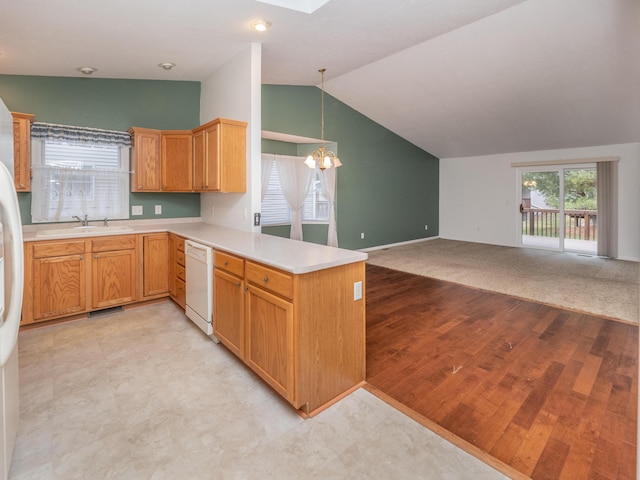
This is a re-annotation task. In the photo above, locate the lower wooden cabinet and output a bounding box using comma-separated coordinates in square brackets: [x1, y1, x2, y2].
[213, 268, 244, 358]
[30, 240, 87, 322]
[23, 233, 170, 325]
[212, 249, 366, 415]
[92, 249, 136, 309]
[168, 233, 186, 309]
[142, 233, 169, 298]
[245, 284, 294, 402]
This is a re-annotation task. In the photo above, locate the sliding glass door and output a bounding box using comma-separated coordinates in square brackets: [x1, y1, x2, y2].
[519, 165, 597, 254]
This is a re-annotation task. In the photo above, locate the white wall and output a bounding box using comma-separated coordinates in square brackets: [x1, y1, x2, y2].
[440, 143, 640, 261]
[199, 43, 262, 232]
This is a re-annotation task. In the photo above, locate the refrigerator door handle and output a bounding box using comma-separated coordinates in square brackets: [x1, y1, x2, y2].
[0, 163, 23, 367]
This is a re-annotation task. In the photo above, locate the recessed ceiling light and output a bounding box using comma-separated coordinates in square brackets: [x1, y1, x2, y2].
[250, 19, 272, 32]
[158, 62, 176, 70]
[76, 66, 97, 75]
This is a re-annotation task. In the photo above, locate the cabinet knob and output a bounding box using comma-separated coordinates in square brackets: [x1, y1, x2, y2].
[94, 255, 99, 259]
[236, 282, 241, 287]
[224, 261, 228, 266]
[244, 286, 249, 292]
[263, 276, 269, 283]
[19, 183, 25, 188]
[80, 256, 84, 260]
[138, 185, 142, 189]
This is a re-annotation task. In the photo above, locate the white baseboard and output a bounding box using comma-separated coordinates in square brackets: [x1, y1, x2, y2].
[359, 236, 440, 253]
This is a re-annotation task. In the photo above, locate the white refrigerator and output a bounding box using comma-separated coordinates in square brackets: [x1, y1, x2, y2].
[0, 98, 23, 479]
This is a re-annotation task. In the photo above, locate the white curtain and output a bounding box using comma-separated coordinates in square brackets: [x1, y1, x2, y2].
[318, 165, 338, 247]
[275, 155, 313, 241]
[596, 161, 618, 258]
[31, 134, 130, 223]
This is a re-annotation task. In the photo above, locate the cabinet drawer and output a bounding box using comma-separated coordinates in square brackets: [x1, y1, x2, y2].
[176, 250, 185, 267]
[92, 235, 136, 252]
[176, 264, 186, 282]
[33, 240, 86, 258]
[245, 261, 293, 300]
[214, 251, 244, 277]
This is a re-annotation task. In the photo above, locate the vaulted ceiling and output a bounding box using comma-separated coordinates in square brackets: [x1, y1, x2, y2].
[1, 0, 638, 158]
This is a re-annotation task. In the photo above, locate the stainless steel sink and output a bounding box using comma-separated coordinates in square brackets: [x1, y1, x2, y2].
[35, 225, 134, 238]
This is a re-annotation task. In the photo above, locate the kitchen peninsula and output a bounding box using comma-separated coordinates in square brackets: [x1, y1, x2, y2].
[22, 221, 367, 416]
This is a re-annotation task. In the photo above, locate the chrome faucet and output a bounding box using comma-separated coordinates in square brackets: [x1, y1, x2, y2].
[103, 217, 109, 227]
[72, 215, 88, 226]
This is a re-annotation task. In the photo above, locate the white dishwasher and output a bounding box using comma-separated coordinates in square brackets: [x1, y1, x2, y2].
[185, 240, 217, 340]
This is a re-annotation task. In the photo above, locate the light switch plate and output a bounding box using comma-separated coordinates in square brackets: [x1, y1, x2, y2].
[132, 205, 143, 216]
[155, 205, 162, 215]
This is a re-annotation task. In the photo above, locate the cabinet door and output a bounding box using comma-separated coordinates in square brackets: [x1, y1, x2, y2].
[192, 129, 205, 191]
[33, 254, 87, 320]
[92, 249, 136, 309]
[142, 234, 169, 297]
[203, 123, 220, 191]
[11, 113, 34, 192]
[245, 285, 294, 402]
[162, 132, 192, 191]
[129, 128, 161, 192]
[218, 121, 246, 193]
[213, 269, 244, 358]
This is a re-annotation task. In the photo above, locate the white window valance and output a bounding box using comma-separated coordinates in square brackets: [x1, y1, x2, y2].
[31, 122, 131, 147]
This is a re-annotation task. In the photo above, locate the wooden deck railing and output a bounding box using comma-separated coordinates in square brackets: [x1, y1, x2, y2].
[522, 208, 597, 240]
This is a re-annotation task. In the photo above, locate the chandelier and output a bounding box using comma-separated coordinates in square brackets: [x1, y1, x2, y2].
[304, 68, 342, 171]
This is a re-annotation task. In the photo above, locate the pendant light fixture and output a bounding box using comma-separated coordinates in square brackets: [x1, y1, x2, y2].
[304, 68, 342, 171]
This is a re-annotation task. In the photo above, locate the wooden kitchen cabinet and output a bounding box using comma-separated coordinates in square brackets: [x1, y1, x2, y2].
[161, 131, 193, 191]
[11, 112, 35, 192]
[213, 251, 245, 358]
[192, 118, 247, 192]
[141, 233, 169, 298]
[91, 236, 137, 309]
[29, 240, 88, 323]
[212, 250, 366, 416]
[168, 233, 186, 309]
[129, 127, 161, 192]
[245, 282, 294, 402]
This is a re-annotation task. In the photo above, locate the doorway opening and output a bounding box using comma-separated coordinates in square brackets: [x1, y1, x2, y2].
[519, 165, 597, 254]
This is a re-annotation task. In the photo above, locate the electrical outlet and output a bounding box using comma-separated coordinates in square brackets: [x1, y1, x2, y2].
[354, 281, 363, 301]
[132, 205, 143, 216]
[155, 205, 162, 215]
[425, 225, 428, 230]
[360, 232, 365, 240]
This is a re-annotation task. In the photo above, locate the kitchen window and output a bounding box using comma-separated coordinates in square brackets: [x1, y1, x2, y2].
[30, 123, 130, 223]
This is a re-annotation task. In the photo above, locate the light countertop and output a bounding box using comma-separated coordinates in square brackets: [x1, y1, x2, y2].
[23, 219, 367, 274]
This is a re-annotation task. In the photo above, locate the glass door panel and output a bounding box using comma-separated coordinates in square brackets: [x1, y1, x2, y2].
[563, 168, 597, 254]
[520, 169, 562, 250]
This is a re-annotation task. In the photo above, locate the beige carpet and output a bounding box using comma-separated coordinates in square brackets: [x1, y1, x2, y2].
[366, 238, 639, 324]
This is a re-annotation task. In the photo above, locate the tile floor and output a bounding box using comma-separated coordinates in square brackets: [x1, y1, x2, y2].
[11, 301, 508, 479]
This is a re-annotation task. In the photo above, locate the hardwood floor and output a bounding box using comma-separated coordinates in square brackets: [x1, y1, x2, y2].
[365, 264, 638, 480]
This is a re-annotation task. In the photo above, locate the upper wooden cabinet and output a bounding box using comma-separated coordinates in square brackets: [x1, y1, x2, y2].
[129, 118, 246, 193]
[192, 118, 247, 192]
[11, 112, 35, 192]
[161, 131, 193, 192]
[129, 127, 161, 192]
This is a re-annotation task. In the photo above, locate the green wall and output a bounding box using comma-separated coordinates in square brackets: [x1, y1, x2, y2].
[262, 85, 439, 250]
[0, 75, 202, 224]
